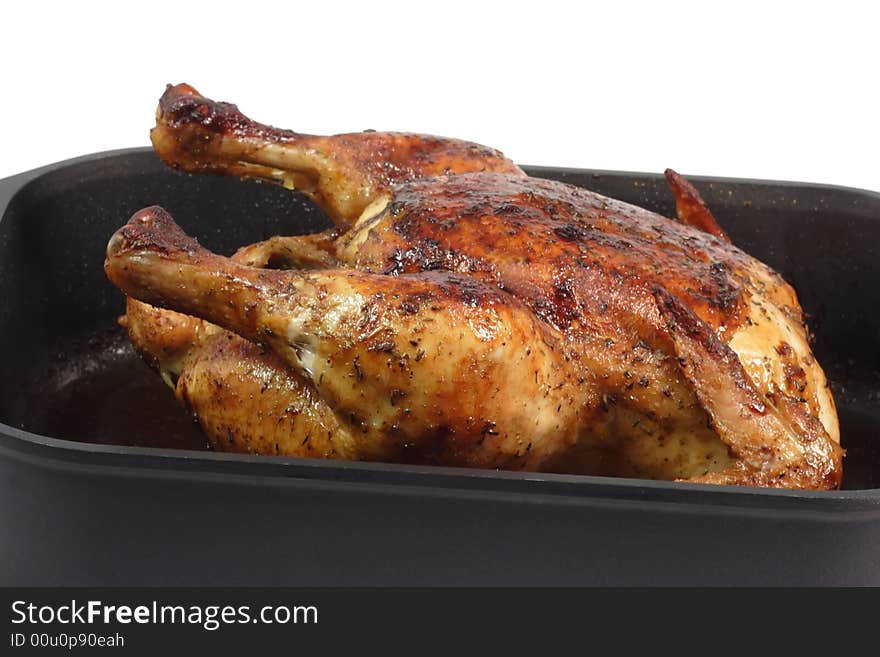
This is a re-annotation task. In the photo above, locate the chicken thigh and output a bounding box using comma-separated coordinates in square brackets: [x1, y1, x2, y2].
[106, 84, 842, 488]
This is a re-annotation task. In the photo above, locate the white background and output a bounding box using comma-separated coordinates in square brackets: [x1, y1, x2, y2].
[2, 1, 877, 191]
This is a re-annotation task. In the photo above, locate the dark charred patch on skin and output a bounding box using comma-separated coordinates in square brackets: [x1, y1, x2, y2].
[494, 202, 531, 216]
[367, 338, 396, 353]
[450, 280, 486, 307]
[352, 356, 365, 382]
[390, 211, 429, 240]
[551, 278, 581, 324]
[357, 299, 383, 333]
[159, 84, 299, 142]
[775, 341, 808, 394]
[775, 341, 793, 357]
[600, 393, 618, 412]
[785, 363, 808, 394]
[399, 291, 436, 314]
[703, 261, 743, 312]
[481, 421, 500, 436]
[383, 235, 494, 278]
[553, 223, 591, 241]
[388, 200, 406, 217]
[530, 297, 555, 325]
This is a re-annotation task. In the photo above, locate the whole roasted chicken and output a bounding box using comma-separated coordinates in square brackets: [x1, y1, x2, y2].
[104, 84, 843, 489]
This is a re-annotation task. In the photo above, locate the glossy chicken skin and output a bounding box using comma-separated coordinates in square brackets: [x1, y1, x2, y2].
[151, 83, 522, 225]
[110, 209, 581, 470]
[108, 84, 842, 488]
[122, 288, 357, 460]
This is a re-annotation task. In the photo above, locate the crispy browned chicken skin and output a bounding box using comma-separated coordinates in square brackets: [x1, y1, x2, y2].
[106, 84, 842, 489]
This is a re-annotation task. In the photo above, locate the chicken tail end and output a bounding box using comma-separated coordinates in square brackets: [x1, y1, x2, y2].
[664, 169, 731, 243]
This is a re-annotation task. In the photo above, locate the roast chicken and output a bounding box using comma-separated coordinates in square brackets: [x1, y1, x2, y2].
[104, 84, 843, 489]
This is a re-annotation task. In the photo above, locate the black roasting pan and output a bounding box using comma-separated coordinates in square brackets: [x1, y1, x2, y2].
[1, 149, 878, 585]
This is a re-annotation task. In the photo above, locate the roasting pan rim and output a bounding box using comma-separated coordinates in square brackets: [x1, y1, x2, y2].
[2, 417, 879, 514]
[4, 146, 880, 202]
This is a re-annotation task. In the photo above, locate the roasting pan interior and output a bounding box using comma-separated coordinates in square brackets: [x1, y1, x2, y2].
[0, 150, 877, 489]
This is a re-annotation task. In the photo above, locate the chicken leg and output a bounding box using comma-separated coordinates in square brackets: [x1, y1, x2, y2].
[151, 83, 523, 226]
[108, 207, 584, 470]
